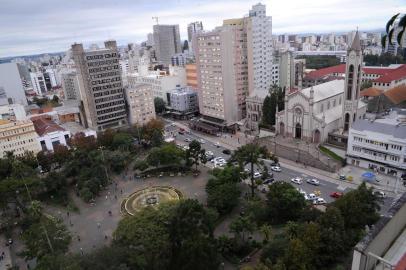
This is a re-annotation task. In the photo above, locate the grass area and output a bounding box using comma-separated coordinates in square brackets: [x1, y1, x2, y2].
[318, 145, 346, 165]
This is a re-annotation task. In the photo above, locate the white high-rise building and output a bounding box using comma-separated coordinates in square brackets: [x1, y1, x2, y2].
[30, 71, 47, 95]
[61, 71, 81, 100]
[0, 63, 27, 105]
[153, 25, 182, 66]
[187, 21, 204, 42]
[247, 3, 273, 95]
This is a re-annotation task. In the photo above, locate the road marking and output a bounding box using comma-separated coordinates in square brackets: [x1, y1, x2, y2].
[337, 185, 346, 191]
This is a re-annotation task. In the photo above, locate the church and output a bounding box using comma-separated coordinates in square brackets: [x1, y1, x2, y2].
[275, 31, 367, 144]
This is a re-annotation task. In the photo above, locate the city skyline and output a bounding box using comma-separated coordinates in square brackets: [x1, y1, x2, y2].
[1, 0, 405, 58]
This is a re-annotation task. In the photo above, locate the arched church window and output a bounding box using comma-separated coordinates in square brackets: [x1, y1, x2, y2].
[347, 65, 354, 100]
[327, 101, 330, 110]
[339, 97, 342, 105]
[295, 107, 302, 116]
[356, 65, 361, 99]
[320, 104, 324, 113]
[333, 99, 336, 107]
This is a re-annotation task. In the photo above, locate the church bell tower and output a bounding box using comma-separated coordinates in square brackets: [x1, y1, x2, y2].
[342, 30, 363, 132]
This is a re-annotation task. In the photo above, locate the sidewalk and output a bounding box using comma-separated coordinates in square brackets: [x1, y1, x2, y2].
[0, 236, 12, 270]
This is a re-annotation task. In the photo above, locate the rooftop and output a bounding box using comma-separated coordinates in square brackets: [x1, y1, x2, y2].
[32, 118, 65, 136]
[351, 110, 406, 140]
[301, 79, 344, 102]
[383, 84, 406, 104]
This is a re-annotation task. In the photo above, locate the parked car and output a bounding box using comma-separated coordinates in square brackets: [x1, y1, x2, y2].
[339, 174, 346, 180]
[270, 166, 281, 172]
[306, 193, 317, 201]
[253, 171, 262, 178]
[206, 151, 214, 156]
[214, 142, 220, 147]
[263, 178, 275, 185]
[184, 138, 191, 142]
[313, 198, 326, 205]
[222, 149, 231, 155]
[290, 177, 302, 185]
[306, 178, 320, 186]
[373, 190, 386, 198]
[199, 139, 205, 144]
[330, 192, 343, 198]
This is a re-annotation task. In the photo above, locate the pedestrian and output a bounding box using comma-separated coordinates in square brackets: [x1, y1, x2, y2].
[77, 236, 81, 242]
[105, 235, 108, 240]
[108, 210, 112, 216]
[70, 221, 73, 227]
[114, 195, 117, 200]
[120, 189, 123, 194]
[97, 222, 101, 229]
[67, 211, 70, 217]
[27, 263, 30, 269]
[80, 248, 84, 255]
[105, 195, 108, 200]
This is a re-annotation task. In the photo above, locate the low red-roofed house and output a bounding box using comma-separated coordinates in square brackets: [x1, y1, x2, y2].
[32, 118, 71, 152]
[360, 87, 383, 97]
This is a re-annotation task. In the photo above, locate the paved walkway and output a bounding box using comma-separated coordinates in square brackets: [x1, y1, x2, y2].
[0, 236, 12, 270]
[44, 167, 210, 254]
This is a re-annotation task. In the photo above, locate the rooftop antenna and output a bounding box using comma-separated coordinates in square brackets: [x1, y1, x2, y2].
[152, 16, 159, 25]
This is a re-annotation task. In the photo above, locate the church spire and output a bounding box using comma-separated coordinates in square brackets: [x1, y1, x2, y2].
[350, 30, 361, 51]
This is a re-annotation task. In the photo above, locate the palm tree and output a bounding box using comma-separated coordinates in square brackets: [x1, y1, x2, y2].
[382, 14, 406, 48]
[232, 143, 270, 198]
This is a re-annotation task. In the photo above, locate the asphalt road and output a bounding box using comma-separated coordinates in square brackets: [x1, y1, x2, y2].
[164, 121, 395, 214]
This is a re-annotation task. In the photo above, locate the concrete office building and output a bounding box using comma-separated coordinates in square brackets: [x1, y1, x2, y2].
[127, 66, 186, 104]
[346, 109, 406, 177]
[71, 40, 128, 131]
[247, 3, 273, 95]
[0, 63, 27, 105]
[61, 71, 81, 100]
[0, 119, 41, 158]
[153, 24, 182, 66]
[168, 86, 199, 115]
[186, 64, 198, 90]
[194, 18, 249, 129]
[30, 71, 47, 95]
[187, 21, 204, 42]
[125, 84, 156, 126]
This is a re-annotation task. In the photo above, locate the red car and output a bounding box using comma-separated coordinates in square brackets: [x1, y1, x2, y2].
[330, 192, 343, 198]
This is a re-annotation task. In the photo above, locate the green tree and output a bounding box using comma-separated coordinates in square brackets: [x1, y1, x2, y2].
[151, 128, 164, 147]
[232, 143, 270, 197]
[229, 216, 256, 243]
[112, 132, 133, 151]
[261, 234, 289, 265]
[186, 140, 206, 172]
[206, 166, 241, 215]
[261, 95, 273, 127]
[147, 144, 185, 167]
[266, 182, 306, 224]
[282, 238, 310, 270]
[21, 203, 71, 261]
[154, 97, 166, 114]
[360, 80, 373, 90]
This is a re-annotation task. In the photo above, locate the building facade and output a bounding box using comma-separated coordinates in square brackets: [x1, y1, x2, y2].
[276, 32, 367, 143]
[247, 3, 273, 95]
[187, 21, 204, 43]
[61, 71, 81, 100]
[0, 119, 41, 158]
[186, 64, 198, 90]
[0, 63, 27, 105]
[153, 24, 182, 66]
[168, 86, 199, 114]
[33, 118, 71, 152]
[30, 71, 47, 95]
[194, 19, 249, 128]
[347, 110, 406, 177]
[71, 40, 128, 131]
[125, 84, 156, 126]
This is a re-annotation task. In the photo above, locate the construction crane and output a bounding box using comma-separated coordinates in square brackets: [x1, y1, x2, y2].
[152, 16, 159, 25]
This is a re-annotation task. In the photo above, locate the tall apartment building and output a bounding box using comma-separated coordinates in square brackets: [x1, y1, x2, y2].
[186, 64, 198, 90]
[194, 18, 249, 128]
[125, 84, 156, 126]
[153, 25, 182, 66]
[247, 3, 273, 94]
[30, 71, 48, 95]
[0, 62, 27, 105]
[71, 40, 128, 131]
[61, 71, 81, 100]
[0, 119, 41, 158]
[187, 21, 204, 42]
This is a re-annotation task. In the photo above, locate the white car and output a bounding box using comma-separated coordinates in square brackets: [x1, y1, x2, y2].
[170, 122, 176, 127]
[306, 178, 320, 186]
[313, 198, 326, 205]
[306, 193, 318, 201]
[182, 145, 189, 150]
[214, 142, 220, 147]
[373, 191, 386, 198]
[206, 151, 214, 156]
[253, 172, 262, 178]
[271, 166, 281, 172]
[199, 139, 205, 144]
[184, 138, 191, 142]
[291, 177, 303, 185]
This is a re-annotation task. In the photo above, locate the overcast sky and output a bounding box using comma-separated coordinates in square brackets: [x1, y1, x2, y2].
[1, 0, 405, 58]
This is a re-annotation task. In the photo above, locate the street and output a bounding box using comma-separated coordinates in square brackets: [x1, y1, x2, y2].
[164, 120, 395, 214]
